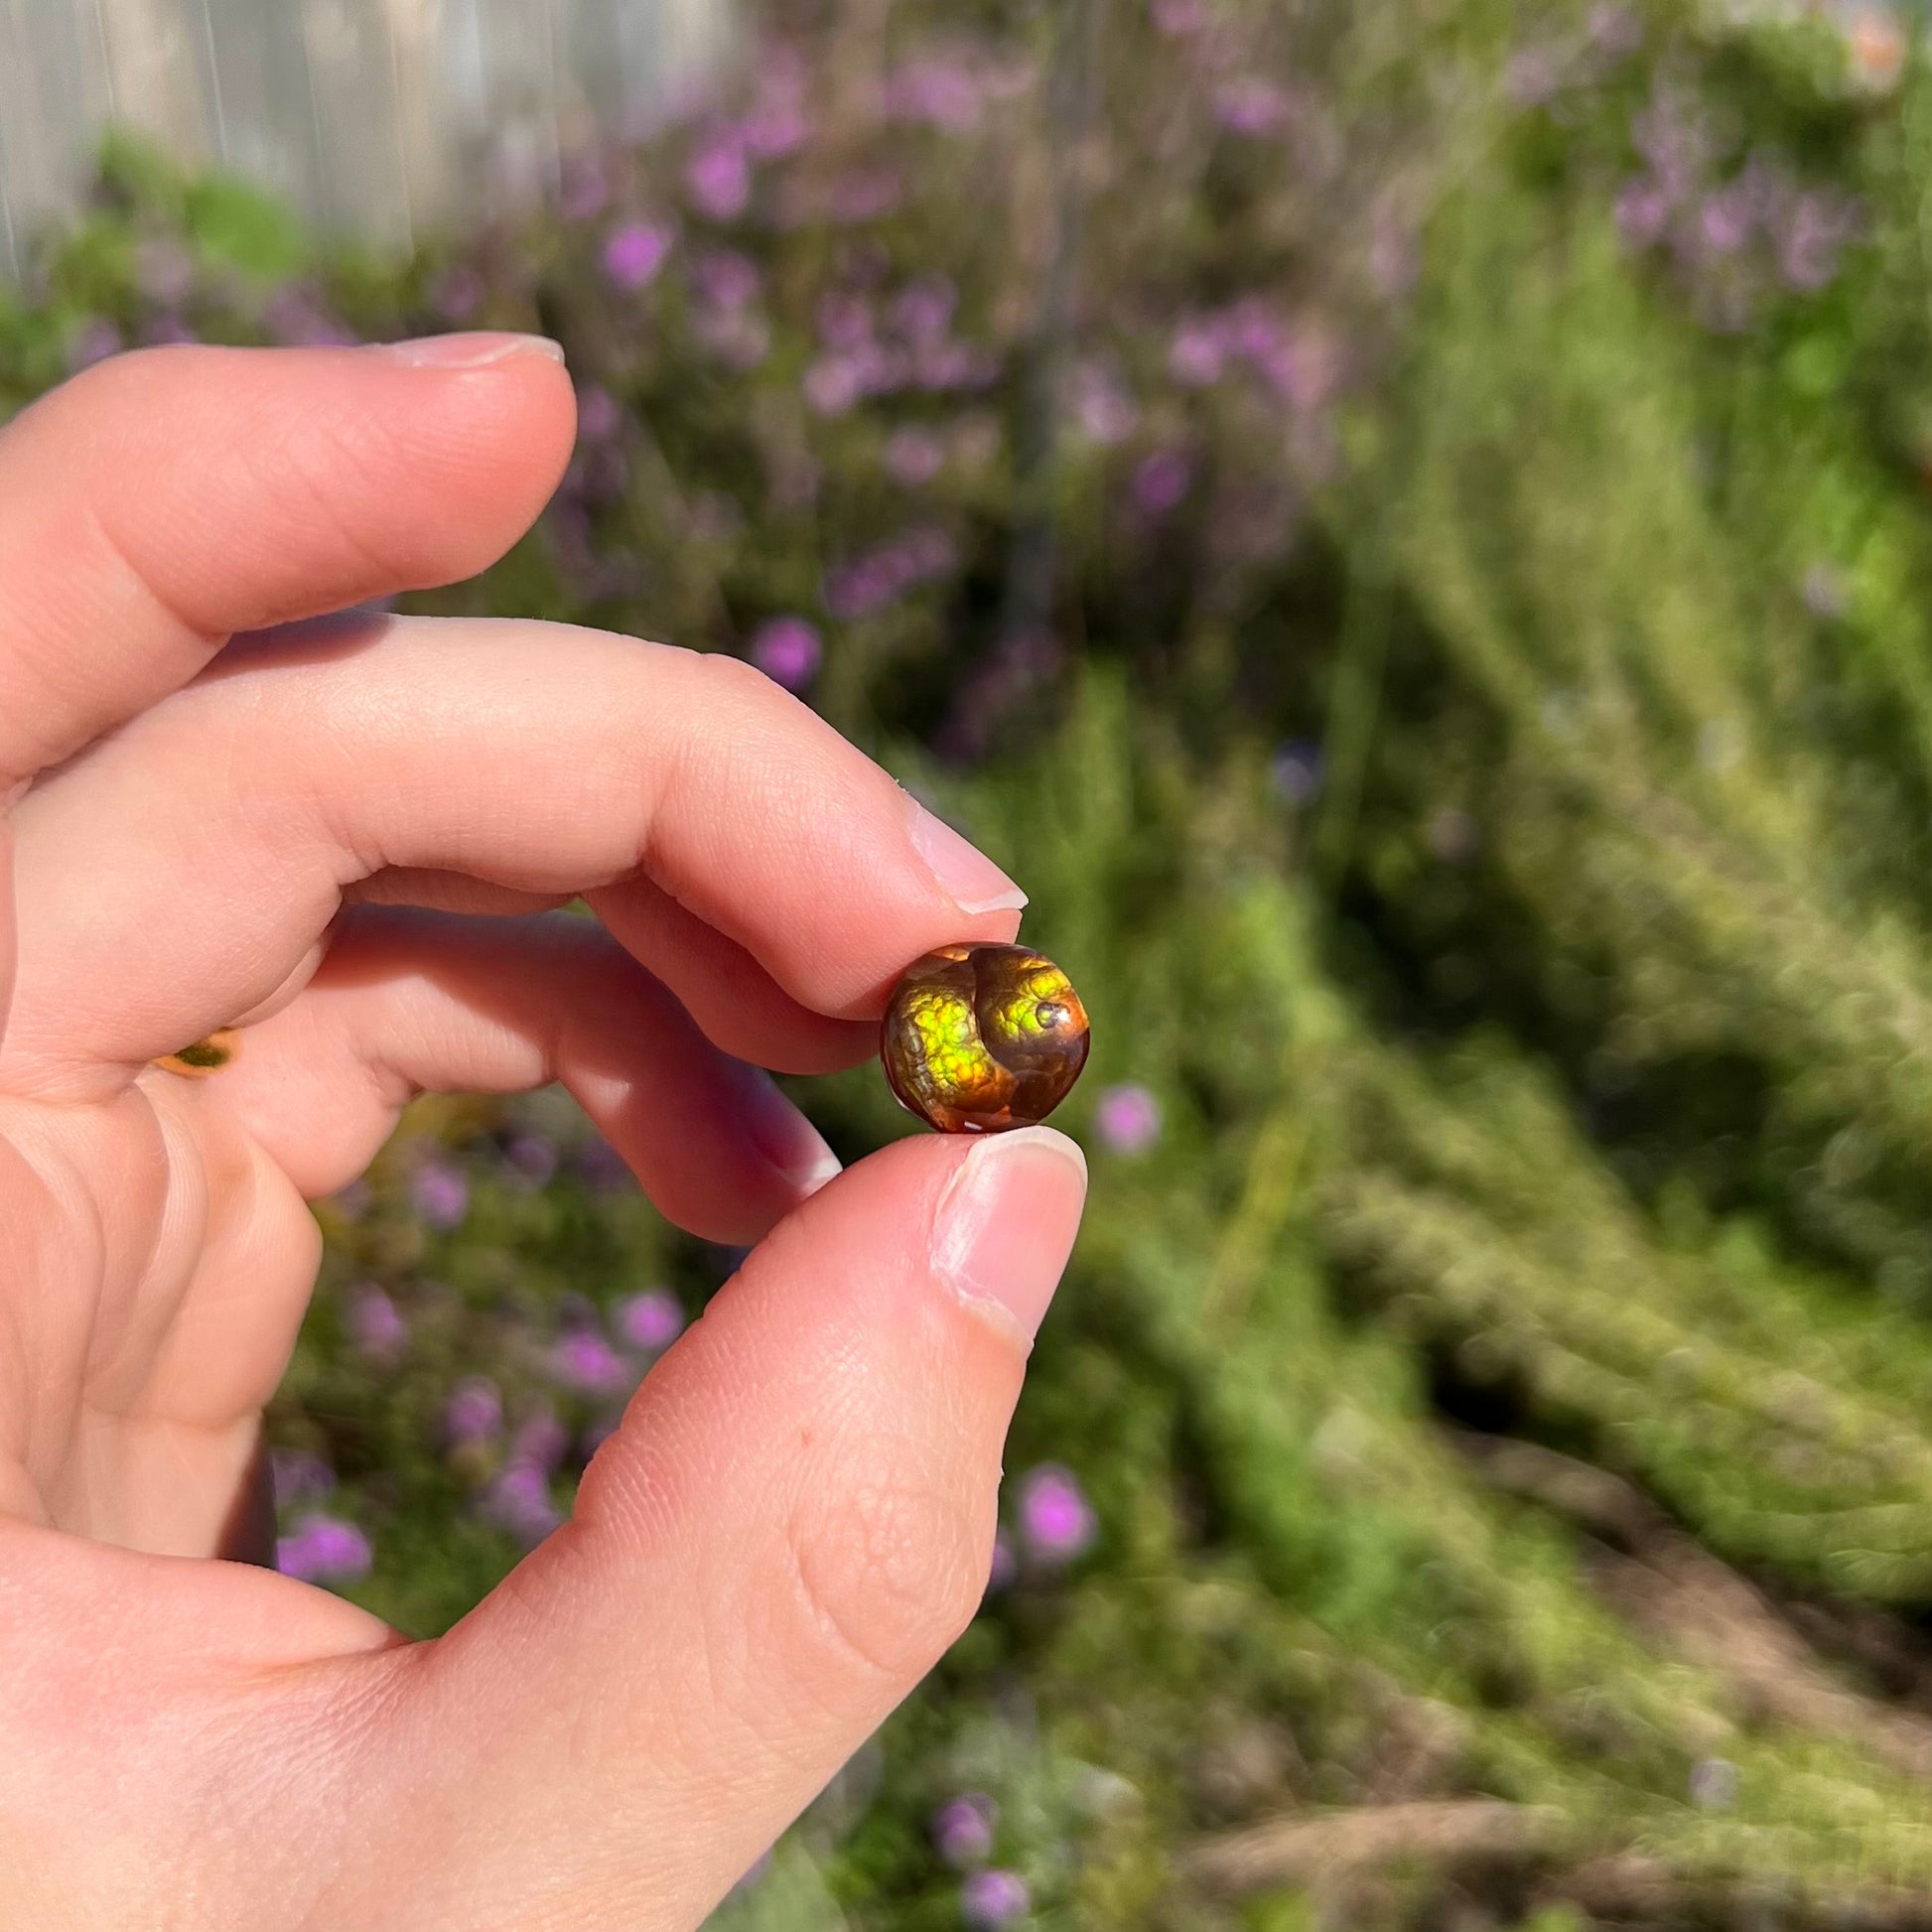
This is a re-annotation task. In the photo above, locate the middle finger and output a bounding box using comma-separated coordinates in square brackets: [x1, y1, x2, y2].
[5, 615, 1025, 1096]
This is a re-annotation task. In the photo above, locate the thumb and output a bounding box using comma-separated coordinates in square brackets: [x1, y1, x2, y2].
[340, 1125, 1086, 1930]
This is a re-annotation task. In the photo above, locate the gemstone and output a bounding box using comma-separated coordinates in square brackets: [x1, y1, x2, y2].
[881, 943, 1090, 1134]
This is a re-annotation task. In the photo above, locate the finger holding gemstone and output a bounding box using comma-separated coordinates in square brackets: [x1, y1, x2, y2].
[881, 943, 1090, 1134]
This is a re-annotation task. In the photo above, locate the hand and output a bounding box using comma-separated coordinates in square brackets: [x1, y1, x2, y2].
[0, 335, 1087, 1927]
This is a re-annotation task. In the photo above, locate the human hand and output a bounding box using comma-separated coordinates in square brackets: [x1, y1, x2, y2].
[0, 336, 1087, 1927]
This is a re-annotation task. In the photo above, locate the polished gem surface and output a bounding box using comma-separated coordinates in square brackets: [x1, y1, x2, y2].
[881, 943, 1090, 1134]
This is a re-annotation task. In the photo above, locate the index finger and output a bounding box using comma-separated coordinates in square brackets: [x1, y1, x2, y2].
[6, 616, 1028, 1085]
[0, 337, 575, 790]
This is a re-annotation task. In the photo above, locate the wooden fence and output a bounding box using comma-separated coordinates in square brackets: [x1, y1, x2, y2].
[0, 0, 738, 279]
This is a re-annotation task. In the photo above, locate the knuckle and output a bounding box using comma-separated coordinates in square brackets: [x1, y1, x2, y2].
[778, 1459, 989, 1689]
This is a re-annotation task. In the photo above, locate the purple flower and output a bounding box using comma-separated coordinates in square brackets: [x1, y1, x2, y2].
[550, 1328, 634, 1397]
[511, 1407, 571, 1475]
[270, 1449, 336, 1508]
[987, 1527, 1019, 1593]
[1503, 46, 1565, 110]
[277, 1513, 372, 1585]
[1094, 1083, 1162, 1156]
[1070, 363, 1139, 447]
[603, 219, 675, 292]
[825, 529, 957, 621]
[482, 1462, 562, 1545]
[890, 275, 959, 343]
[578, 1133, 634, 1192]
[1153, 0, 1207, 33]
[263, 285, 356, 347]
[139, 315, 201, 347]
[888, 58, 984, 131]
[692, 247, 762, 311]
[961, 1868, 1031, 1929]
[817, 291, 874, 350]
[1614, 178, 1672, 249]
[1271, 741, 1323, 804]
[827, 167, 904, 223]
[1213, 76, 1293, 136]
[686, 135, 752, 220]
[750, 617, 823, 691]
[558, 155, 610, 222]
[1130, 450, 1192, 515]
[1016, 1463, 1097, 1565]
[444, 1375, 503, 1449]
[739, 62, 811, 159]
[134, 240, 194, 306]
[1778, 191, 1862, 292]
[614, 1289, 687, 1354]
[885, 425, 947, 486]
[67, 318, 123, 372]
[932, 1793, 998, 1869]
[346, 1285, 409, 1365]
[803, 354, 866, 417]
[431, 265, 484, 322]
[576, 386, 622, 444]
[1169, 319, 1227, 387]
[411, 1157, 469, 1231]
[1698, 186, 1753, 256]
[1589, 3, 1643, 55]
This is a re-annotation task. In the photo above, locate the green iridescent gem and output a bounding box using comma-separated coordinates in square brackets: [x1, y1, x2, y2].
[881, 943, 1091, 1134]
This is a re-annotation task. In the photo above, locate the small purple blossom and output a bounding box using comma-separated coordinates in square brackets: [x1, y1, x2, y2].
[134, 240, 194, 306]
[576, 386, 622, 443]
[889, 275, 958, 343]
[1614, 178, 1673, 249]
[932, 1793, 998, 1870]
[411, 1157, 470, 1231]
[1016, 1463, 1097, 1565]
[326, 1177, 372, 1220]
[511, 1406, 571, 1475]
[482, 1462, 562, 1545]
[1070, 361, 1139, 446]
[1130, 450, 1192, 515]
[825, 528, 958, 621]
[750, 616, 823, 691]
[827, 167, 904, 223]
[558, 155, 611, 222]
[263, 285, 356, 347]
[346, 1285, 409, 1365]
[277, 1513, 372, 1585]
[1095, 1083, 1162, 1156]
[613, 1288, 687, 1354]
[738, 59, 811, 159]
[68, 319, 123, 372]
[444, 1376, 503, 1449]
[885, 425, 947, 485]
[270, 1449, 336, 1508]
[804, 354, 867, 417]
[1213, 76, 1293, 136]
[961, 1868, 1031, 1929]
[578, 1134, 634, 1192]
[888, 57, 985, 131]
[692, 247, 761, 311]
[986, 1527, 1019, 1594]
[602, 219, 675, 292]
[686, 135, 752, 220]
[549, 1328, 634, 1397]
[431, 265, 484, 322]
[1271, 741, 1324, 805]
[1153, 0, 1207, 32]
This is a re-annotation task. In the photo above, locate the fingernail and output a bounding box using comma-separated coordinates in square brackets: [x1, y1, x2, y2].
[906, 797, 1028, 917]
[369, 332, 567, 369]
[930, 1127, 1087, 1343]
[742, 1068, 843, 1196]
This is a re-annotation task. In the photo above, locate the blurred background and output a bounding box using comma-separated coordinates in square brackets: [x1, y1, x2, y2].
[10, 0, 1932, 1925]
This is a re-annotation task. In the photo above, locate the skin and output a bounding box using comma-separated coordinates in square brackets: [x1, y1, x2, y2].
[0, 336, 1087, 1928]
